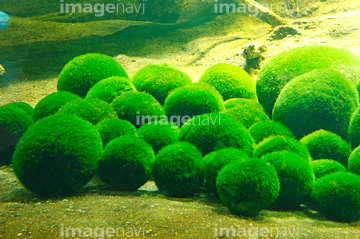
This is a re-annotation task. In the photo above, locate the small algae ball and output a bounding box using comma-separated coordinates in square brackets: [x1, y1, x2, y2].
[98, 135, 155, 191]
[348, 107, 360, 149]
[199, 63, 256, 101]
[10, 102, 34, 116]
[85, 76, 136, 103]
[262, 151, 315, 210]
[57, 53, 129, 97]
[152, 142, 203, 197]
[256, 45, 360, 115]
[216, 159, 280, 217]
[111, 91, 165, 129]
[179, 113, 255, 157]
[163, 83, 225, 126]
[0, 104, 34, 165]
[300, 130, 351, 167]
[137, 121, 179, 154]
[254, 136, 311, 162]
[348, 146, 360, 176]
[12, 114, 103, 197]
[131, 64, 192, 105]
[202, 148, 249, 194]
[33, 91, 81, 121]
[222, 98, 269, 128]
[310, 159, 347, 180]
[96, 118, 137, 148]
[273, 69, 358, 139]
[248, 121, 295, 145]
[310, 172, 360, 222]
[58, 98, 117, 125]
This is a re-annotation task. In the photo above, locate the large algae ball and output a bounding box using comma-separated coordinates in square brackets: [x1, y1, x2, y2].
[111, 91, 165, 129]
[179, 113, 255, 157]
[86, 76, 136, 103]
[0, 104, 34, 165]
[12, 114, 103, 197]
[163, 83, 225, 126]
[58, 98, 117, 125]
[254, 136, 311, 162]
[152, 142, 203, 197]
[272, 69, 358, 139]
[132, 64, 192, 105]
[262, 151, 315, 210]
[202, 148, 249, 194]
[198, 63, 256, 101]
[348, 107, 360, 149]
[256, 45, 360, 115]
[249, 121, 295, 145]
[310, 172, 360, 222]
[57, 53, 129, 97]
[10, 102, 34, 116]
[216, 159, 280, 216]
[310, 159, 347, 180]
[33, 91, 81, 121]
[348, 146, 360, 176]
[222, 98, 269, 128]
[96, 118, 137, 148]
[137, 121, 179, 154]
[300, 130, 351, 167]
[98, 135, 155, 191]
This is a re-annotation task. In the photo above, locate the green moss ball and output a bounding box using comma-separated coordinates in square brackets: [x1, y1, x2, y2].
[256, 45, 360, 115]
[224, 98, 256, 109]
[248, 121, 295, 145]
[96, 118, 137, 148]
[111, 91, 165, 129]
[12, 114, 103, 197]
[254, 136, 311, 162]
[179, 113, 255, 157]
[85, 76, 136, 103]
[137, 121, 179, 155]
[216, 159, 280, 216]
[33, 91, 81, 122]
[262, 151, 315, 210]
[202, 148, 249, 194]
[0, 104, 34, 165]
[57, 53, 129, 97]
[58, 98, 117, 125]
[300, 130, 351, 167]
[10, 102, 34, 116]
[163, 83, 225, 127]
[222, 98, 269, 128]
[310, 159, 347, 180]
[348, 146, 360, 176]
[98, 135, 155, 191]
[273, 69, 358, 139]
[152, 142, 203, 197]
[310, 172, 360, 222]
[198, 63, 256, 101]
[132, 64, 192, 105]
[347, 107, 360, 149]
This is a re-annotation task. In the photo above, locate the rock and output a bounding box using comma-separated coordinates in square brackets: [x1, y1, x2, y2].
[242, 44, 268, 60]
[0, 64, 5, 75]
[269, 26, 299, 41]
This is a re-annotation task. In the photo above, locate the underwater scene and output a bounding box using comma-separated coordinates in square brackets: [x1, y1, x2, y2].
[1, 0, 360, 238]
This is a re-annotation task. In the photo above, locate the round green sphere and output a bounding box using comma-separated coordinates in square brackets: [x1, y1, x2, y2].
[273, 69, 358, 139]
[347, 107, 360, 149]
[300, 130, 351, 167]
[12, 114, 103, 197]
[199, 63, 256, 101]
[152, 142, 203, 197]
[248, 121, 295, 145]
[310, 159, 347, 180]
[132, 64, 192, 105]
[310, 172, 360, 222]
[256, 45, 360, 115]
[96, 118, 137, 148]
[98, 135, 155, 191]
[348, 146, 360, 176]
[179, 113, 255, 157]
[216, 159, 280, 217]
[10, 102, 34, 116]
[262, 151, 315, 210]
[111, 91, 165, 129]
[57, 53, 129, 97]
[33, 91, 81, 122]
